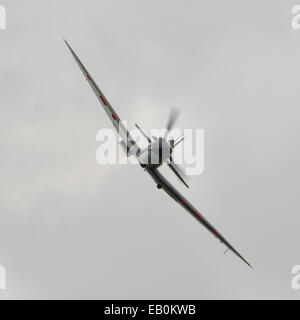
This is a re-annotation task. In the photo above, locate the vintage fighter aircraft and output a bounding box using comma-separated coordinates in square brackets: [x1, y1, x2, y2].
[64, 40, 252, 268]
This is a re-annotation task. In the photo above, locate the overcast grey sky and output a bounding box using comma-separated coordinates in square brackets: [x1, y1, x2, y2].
[0, 0, 300, 299]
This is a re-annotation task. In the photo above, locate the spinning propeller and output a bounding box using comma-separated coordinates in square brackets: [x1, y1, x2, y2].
[164, 108, 189, 188]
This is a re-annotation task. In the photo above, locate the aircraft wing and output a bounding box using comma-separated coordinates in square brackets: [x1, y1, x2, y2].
[146, 167, 252, 268]
[64, 39, 139, 157]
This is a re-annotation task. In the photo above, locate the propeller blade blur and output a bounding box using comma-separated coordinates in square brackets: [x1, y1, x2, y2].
[164, 108, 180, 139]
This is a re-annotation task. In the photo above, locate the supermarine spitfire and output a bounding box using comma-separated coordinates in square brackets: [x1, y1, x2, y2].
[64, 39, 252, 268]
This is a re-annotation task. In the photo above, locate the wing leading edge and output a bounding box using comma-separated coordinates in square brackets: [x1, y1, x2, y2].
[64, 39, 139, 156]
[147, 167, 252, 268]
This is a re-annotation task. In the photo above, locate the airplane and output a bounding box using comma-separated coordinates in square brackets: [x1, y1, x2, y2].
[64, 39, 252, 268]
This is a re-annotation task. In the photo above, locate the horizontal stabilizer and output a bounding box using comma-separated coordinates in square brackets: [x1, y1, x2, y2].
[167, 162, 189, 188]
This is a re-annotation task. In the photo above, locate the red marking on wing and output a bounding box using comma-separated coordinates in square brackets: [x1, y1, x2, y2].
[87, 74, 92, 81]
[112, 113, 118, 121]
[100, 95, 108, 106]
[181, 199, 203, 221]
[195, 211, 204, 221]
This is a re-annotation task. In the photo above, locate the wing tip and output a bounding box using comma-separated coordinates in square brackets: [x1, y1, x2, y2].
[240, 255, 253, 269]
[63, 38, 71, 49]
[226, 245, 253, 269]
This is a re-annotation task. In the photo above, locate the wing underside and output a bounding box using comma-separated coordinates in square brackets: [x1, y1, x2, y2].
[146, 167, 252, 268]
